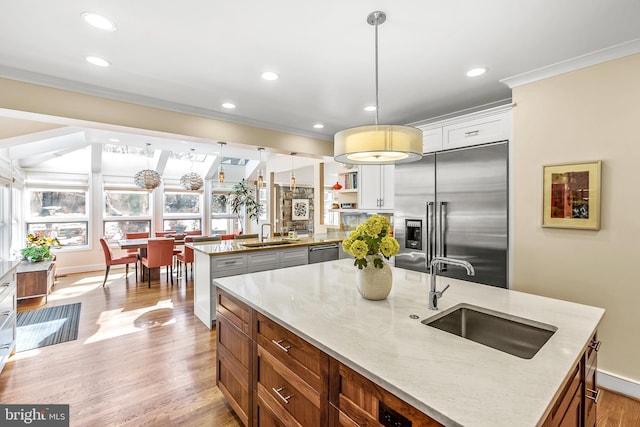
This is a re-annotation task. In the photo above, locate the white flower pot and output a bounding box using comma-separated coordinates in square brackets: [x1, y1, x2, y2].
[355, 256, 393, 300]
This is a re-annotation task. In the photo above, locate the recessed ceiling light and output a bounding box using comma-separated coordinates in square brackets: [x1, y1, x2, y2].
[86, 56, 110, 67]
[222, 102, 236, 109]
[466, 67, 487, 77]
[364, 105, 377, 112]
[108, 138, 120, 142]
[81, 12, 116, 31]
[313, 124, 324, 129]
[261, 71, 279, 81]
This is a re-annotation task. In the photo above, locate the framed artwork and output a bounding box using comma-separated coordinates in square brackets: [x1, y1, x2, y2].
[292, 199, 310, 220]
[542, 161, 601, 230]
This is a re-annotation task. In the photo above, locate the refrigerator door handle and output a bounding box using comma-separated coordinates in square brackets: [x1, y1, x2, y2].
[438, 202, 448, 271]
[426, 202, 434, 271]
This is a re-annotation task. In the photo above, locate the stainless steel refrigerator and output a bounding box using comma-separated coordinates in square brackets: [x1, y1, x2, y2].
[394, 141, 508, 288]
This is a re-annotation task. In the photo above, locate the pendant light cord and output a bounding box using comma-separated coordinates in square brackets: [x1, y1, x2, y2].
[374, 14, 380, 126]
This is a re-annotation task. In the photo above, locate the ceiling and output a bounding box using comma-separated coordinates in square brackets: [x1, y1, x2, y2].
[1, 1, 640, 168]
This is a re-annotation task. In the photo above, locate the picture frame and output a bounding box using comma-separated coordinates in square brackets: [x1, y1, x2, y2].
[542, 161, 602, 230]
[292, 199, 310, 220]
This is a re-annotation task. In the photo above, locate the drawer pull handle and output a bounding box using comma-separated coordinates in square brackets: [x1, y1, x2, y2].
[0, 283, 9, 288]
[464, 130, 480, 137]
[586, 388, 601, 403]
[272, 387, 292, 404]
[272, 339, 291, 353]
[589, 340, 601, 351]
[0, 344, 10, 350]
[1, 311, 10, 317]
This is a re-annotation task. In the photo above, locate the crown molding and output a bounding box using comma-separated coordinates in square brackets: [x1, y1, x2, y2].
[0, 65, 332, 142]
[501, 38, 640, 88]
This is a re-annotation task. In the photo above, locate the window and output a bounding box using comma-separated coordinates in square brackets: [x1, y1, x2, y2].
[102, 181, 152, 243]
[26, 172, 90, 248]
[211, 192, 235, 234]
[163, 191, 201, 233]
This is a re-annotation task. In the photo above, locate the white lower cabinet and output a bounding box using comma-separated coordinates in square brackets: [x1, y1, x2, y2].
[0, 264, 18, 374]
[195, 247, 310, 329]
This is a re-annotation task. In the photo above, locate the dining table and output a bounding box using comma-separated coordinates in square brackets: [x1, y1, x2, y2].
[117, 237, 185, 281]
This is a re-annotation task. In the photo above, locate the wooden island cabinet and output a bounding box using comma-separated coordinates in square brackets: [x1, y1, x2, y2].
[217, 288, 449, 427]
[213, 259, 603, 427]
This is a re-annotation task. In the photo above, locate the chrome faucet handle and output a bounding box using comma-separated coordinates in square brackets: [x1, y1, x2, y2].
[435, 284, 450, 297]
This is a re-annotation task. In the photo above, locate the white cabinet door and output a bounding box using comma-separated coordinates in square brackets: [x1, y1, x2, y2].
[442, 111, 511, 150]
[359, 165, 394, 211]
[422, 127, 443, 153]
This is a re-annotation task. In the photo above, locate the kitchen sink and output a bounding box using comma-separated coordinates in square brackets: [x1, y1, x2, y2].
[239, 240, 296, 248]
[421, 304, 557, 359]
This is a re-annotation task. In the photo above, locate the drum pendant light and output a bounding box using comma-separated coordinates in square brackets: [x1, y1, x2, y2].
[180, 148, 204, 191]
[334, 11, 422, 165]
[134, 143, 162, 190]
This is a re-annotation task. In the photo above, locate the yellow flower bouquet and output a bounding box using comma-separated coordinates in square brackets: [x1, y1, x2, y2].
[342, 215, 400, 269]
[21, 231, 61, 262]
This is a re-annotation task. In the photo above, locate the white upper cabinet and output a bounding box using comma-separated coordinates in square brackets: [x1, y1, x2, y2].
[422, 127, 443, 153]
[417, 106, 512, 153]
[359, 165, 394, 211]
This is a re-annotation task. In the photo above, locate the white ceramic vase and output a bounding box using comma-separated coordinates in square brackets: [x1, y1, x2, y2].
[355, 256, 393, 300]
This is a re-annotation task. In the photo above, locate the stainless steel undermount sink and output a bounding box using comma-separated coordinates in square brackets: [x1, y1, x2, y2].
[421, 304, 557, 359]
[240, 240, 295, 248]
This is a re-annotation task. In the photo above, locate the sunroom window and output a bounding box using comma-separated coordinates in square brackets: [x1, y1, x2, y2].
[25, 172, 89, 247]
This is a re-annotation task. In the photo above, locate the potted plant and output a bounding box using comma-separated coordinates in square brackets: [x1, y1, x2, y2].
[341, 215, 400, 300]
[222, 179, 263, 233]
[21, 232, 61, 262]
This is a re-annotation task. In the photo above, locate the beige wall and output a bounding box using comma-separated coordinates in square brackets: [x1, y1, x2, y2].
[0, 77, 332, 157]
[512, 53, 640, 384]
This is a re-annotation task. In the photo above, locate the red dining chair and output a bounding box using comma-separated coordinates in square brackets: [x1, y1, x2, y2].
[220, 234, 235, 240]
[176, 236, 194, 281]
[99, 237, 138, 287]
[155, 231, 175, 237]
[141, 238, 175, 288]
[184, 230, 202, 236]
[125, 231, 149, 279]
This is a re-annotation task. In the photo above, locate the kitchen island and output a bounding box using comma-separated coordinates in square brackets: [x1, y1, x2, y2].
[213, 259, 604, 426]
[189, 235, 344, 329]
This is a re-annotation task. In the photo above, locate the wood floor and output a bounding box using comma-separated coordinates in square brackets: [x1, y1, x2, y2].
[1, 269, 639, 426]
[0, 267, 242, 426]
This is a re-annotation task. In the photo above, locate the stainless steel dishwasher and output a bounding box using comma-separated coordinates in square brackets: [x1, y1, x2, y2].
[308, 243, 339, 263]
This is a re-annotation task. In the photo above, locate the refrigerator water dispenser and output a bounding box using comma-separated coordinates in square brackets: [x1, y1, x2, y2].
[405, 219, 422, 250]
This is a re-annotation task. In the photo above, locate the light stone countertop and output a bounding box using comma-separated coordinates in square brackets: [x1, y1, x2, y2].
[188, 234, 344, 256]
[213, 259, 605, 427]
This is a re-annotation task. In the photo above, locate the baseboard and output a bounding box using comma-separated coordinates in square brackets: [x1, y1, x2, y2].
[56, 264, 114, 276]
[598, 370, 640, 400]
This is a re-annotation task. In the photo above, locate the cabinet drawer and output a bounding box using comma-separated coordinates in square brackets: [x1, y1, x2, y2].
[212, 254, 247, 270]
[330, 359, 443, 426]
[216, 314, 251, 426]
[257, 345, 322, 427]
[0, 290, 16, 330]
[279, 248, 309, 268]
[248, 251, 280, 273]
[256, 395, 289, 427]
[257, 313, 326, 391]
[0, 271, 16, 301]
[546, 360, 581, 426]
[0, 312, 16, 360]
[216, 289, 252, 335]
[442, 111, 510, 150]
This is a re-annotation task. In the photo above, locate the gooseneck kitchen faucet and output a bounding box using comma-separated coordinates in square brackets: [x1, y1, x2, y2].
[429, 257, 475, 310]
